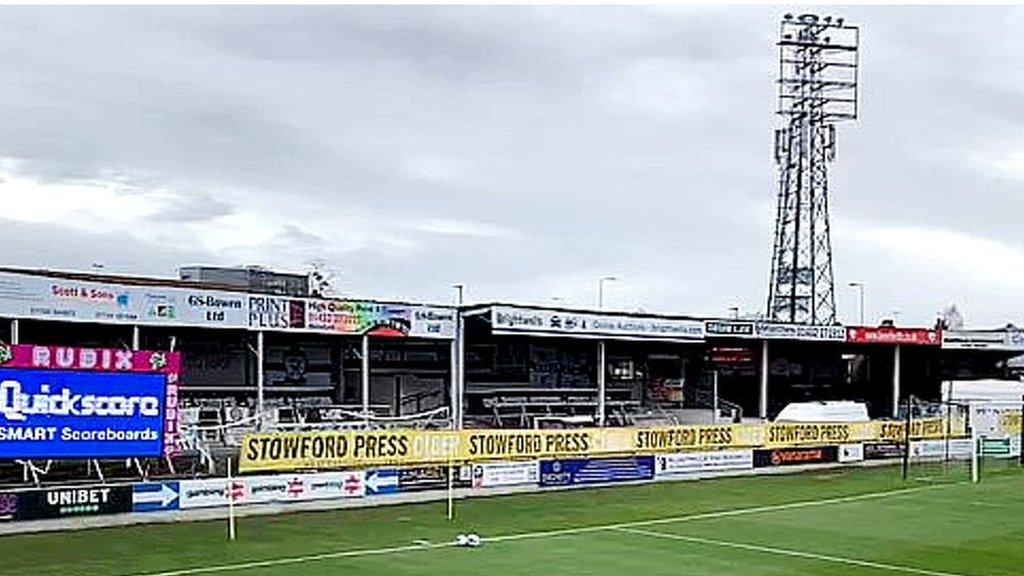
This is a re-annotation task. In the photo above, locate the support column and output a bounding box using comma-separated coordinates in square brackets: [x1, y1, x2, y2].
[712, 370, 719, 424]
[892, 345, 901, 418]
[449, 336, 459, 430]
[10, 319, 19, 344]
[131, 325, 141, 350]
[361, 335, 370, 426]
[256, 331, 265, 430]
[759, 340, 769, 420]
[597, 341, 606, 427]
[455, 313, 467, 429]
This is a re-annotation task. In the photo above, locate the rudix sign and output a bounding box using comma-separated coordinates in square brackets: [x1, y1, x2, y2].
[0, 345, 180, 459]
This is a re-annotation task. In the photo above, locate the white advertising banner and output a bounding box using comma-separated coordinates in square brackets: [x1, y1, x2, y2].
[754, 322, 847, 342]
[490, 306, 704, 342]
[909, 439, 973, 460]
[249, 295, 455, 339]
[179, 472, 366, 509]
[178, 478, 230, 509]
[703, 320, 846, 342]
[942, 330, 1024, 351]
[471, 461, 540, 488]
[838, 443, 865, 463]
[0, 271, 248, 329]
[655, 450, 754, 477]
[0, 270, 454, 338]
[244, 472, 366, 503]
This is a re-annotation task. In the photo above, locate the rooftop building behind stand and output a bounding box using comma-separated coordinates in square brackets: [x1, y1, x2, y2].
[179, 265, 311, 297]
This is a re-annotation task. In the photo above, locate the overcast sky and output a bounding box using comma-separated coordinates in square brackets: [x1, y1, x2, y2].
[0, 6, 1021, 327]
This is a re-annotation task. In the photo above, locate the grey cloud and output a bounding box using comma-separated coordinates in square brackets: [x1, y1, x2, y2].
[0, 6, 1020, 326]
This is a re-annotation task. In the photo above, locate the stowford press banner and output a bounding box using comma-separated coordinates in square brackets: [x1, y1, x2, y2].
[0, 270, 248, 329]
[0, 345, 181, 459]
[240, 429, 462, 472]
[239, 419, 960, 472]
[762, 422, 877, 448]
[239, 428, 624, 472]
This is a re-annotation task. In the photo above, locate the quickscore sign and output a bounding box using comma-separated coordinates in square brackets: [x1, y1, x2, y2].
[0, 345, 181, 459]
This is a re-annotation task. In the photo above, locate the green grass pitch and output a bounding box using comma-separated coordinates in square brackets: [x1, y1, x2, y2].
[3, 464, 1021, 576]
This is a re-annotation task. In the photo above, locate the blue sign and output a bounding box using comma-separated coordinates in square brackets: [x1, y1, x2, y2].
[540, 456, 655, 487]
[0, 368, 167, 459]
[132, 482, 180, 512]
[365, 469, 399, 496]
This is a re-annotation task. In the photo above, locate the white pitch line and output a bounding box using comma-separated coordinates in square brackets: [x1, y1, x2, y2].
[614, 526, 972, 576]
[483, 482, 948, 544]
[130, 541, 454, 576]
[126, 483, 950, 576]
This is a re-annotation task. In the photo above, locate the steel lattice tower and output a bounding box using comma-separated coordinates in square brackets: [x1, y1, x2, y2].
[767, 14, 859, 324]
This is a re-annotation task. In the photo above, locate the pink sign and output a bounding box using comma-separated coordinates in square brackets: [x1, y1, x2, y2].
[0, 344, 182, 457]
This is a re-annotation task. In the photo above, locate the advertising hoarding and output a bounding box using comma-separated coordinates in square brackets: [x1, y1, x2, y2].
[133, 482, 180, 513]
[838, 444, 865, 463]
[753, 446, 838, 468]
[249, 295, 455, 339]
[471, 461, 540, 488]
[909, 439, 973, 460]
[398, 466, 470, 493]
[0, 271, 248, 329]
[0, 344, 181, 459]
[364, 469, 400, 495]
[0, 270, 454, 338]
[755, 323, 847, 342]
[238, 419, 959, 473]
[654, 450, 754, 477]
[941, 330, 1024, 351]
[846, 327, 941, 346]
[704, 321, 756, 337]
[704, 320, 846, 342]
[764, 423, 858, 447]
[14, 486, 133, 520]
[0, 492, 17, 522]
[177, 472, 367, 510]
[863, 442, 905, 460]
[539, 456, 655, 487]
[490, 306, 704, 342]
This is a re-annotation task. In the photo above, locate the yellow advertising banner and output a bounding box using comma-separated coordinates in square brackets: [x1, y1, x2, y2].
[240, 429, 460, 472]
[762, 422, 873, 447]
[1001, 411, 1022, 435]
[238, 417, 968, 473]
[874, 418, 957, 442]
[460, 429, 609, 461]
[629, 424, 757, 452]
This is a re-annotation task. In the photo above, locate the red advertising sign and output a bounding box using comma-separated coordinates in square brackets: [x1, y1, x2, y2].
[845, 327, 941, 346]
